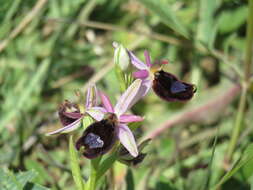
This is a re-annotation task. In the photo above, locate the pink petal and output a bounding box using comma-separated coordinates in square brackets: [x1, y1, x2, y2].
[128, 79, 152, 109]
[133, 70, 149, 79]
[144, 50, 152, 67]
[114, 79, 142, 116]
[117, 123, 138, 157]
[139, 78, 152, 97]
[128, 51, 148, 70]
[119, 114, 144, 123]
[99, 91, 114, 113]
[86, 107, 106, 121]
[46, 117, 82, 135]
[86, 84, 98, 108]
[63, 112, 83, 119]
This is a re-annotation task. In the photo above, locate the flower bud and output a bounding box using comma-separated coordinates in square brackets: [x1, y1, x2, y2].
[117, 139, 151, 166]
[113, 42, 130, 71]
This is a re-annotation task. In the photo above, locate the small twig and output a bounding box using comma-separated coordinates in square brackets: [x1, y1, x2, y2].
[45, 18, 239, 79]
[0, 0, 48, 52]
[45, 18, 182, 46]
[51, 68, 94, 89]
[179, 127, 227, 150]
[144, 84, 241, 140]
[81, 61, 114, 93]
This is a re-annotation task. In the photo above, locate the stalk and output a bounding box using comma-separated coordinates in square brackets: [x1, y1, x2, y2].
[87, 157, 101, 190]
[226, 0, 253, 163]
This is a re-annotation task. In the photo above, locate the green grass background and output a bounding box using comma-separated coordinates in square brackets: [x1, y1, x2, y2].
[0, 0, 253, 189]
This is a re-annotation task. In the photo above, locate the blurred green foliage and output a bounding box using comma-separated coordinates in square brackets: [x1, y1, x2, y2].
[0, 0, 252, 189]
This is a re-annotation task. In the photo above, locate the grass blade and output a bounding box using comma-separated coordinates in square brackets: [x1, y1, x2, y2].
[138, 0, 189, 38]
[69, 135, 85, 190]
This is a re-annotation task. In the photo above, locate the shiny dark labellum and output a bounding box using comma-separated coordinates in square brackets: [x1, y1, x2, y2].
[152, 70, 196, 101]
[76, 114, 118, 159]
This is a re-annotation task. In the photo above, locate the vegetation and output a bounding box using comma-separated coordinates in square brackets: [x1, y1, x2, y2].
[0, 0, 253, 189]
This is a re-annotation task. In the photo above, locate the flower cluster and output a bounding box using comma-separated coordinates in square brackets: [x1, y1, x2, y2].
[47, 43, 196, 164]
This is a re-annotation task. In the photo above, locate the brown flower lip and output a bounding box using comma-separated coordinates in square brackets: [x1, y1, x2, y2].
[75, 113, 118, 159]
[58, 100, 83, 126]
[152, 70, 197, 102]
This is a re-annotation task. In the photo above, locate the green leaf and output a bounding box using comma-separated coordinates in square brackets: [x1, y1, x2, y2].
[0, 59, 51, 132]
[97, 152, 117, 180]
[138, 0, 189, 38]
[25, 159, 52, 184]
[0, 169, 38, 190]
[196, 0, 218, 49]
[155, 175, 178, 190]
[213, 144, 253, 189]
[24, 183, 50, 190]
[218, 6, 248, 34]
[126, 169, 135, 190]
[185, 169, 206, 190]
[69, 135, 85, 190]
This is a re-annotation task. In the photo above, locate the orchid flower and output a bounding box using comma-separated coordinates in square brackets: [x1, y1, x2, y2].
[75, 79, 144, 158]
[47, 84, 105, 135]
[128, 50, 165, 96]
[129, 50, 196, 101]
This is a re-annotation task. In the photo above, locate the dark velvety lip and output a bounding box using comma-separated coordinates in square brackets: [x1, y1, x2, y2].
[76, 113, 118, 159]
[152, 70, 196, 102]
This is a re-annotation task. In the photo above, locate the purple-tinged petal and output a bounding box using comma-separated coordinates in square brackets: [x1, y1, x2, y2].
[99, 91, 114, 113]
[114, 79, 142, 116]
[86, 84, 98, 108]
[46, 117, 82, 135]
[128, 50, 149, 70]
[117, 124, 138, 157]
[133, 70, 149, 79]
[58, 100, 81, 126]
[128, 79, 152, 109]
[139, 79, 152, 97]
[63, 112, 83, 119]
[144, 50, 152, 67]
[119, 114, 144, 123]
[86, 107, 106, 121]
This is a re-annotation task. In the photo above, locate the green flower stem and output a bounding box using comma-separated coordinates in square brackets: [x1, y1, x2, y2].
[87, 157, 101, 190]
[88, 164, 97, 190]
[226, 86, 247, 162]
[226, 0, 253, 163]
[96, 152, 117, 180]
[244, 0, 253, 81]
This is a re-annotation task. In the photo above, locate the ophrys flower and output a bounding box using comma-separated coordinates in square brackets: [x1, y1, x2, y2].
[75, 79, 144, 158]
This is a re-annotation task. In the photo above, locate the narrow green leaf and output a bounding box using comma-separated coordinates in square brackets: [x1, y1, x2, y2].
[218, 6, 248, 34]
[0, 59, 51, 132]
[25, 159, 52, 184]
[203, 127, 219, 189]
[0, 169, 38, 190]
[24, 183, 50, 190]
[213, 144, 253, 189]
[138, 0, 189, 38]
[69, 135, 85, 190]
[196, 0, 217, 44]
[96, 152, 117, 180]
